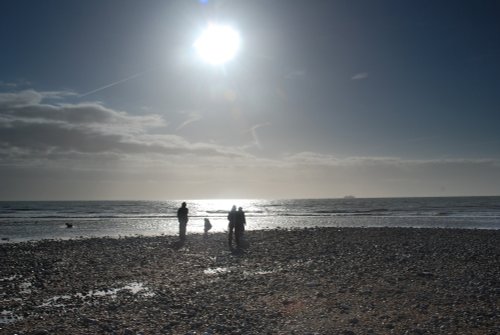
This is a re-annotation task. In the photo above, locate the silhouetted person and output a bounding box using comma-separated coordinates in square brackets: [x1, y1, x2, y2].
[177, 202, 188, 241]
[204, 218, 212, 237]
[235, 207, 246, 248]
[227, 205, 237, 248]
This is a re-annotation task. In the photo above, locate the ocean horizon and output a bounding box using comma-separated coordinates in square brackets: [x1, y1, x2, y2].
[1, 196, 499, 243]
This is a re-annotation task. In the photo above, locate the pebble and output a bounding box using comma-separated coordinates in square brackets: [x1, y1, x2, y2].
[0, 228, 498, 334]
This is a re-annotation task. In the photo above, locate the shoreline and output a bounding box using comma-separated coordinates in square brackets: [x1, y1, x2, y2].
[2, 220, 499, 245]
[1, 227, 499, 334]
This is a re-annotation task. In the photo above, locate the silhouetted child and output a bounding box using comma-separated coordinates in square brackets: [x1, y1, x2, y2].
[204, 218, 212, 237]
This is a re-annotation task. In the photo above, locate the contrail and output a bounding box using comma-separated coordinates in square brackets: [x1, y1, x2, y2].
[78, 69, 151, 98]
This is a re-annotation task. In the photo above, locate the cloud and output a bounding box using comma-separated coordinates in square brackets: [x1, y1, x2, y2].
[285, 69, 307, 79]
[0, 79, 32, 89]
[284, 151, 500, 168]
[246, 122, 271, 149]
[275, 152, 500, 197]
[284, 152, 342, 165]
[351, 72, 369, 80]
[0, 82, 19, 89]
[176, 111, 203, 131]
[0, 90, 249, 167]
[1, 90, 499, 199]
[0, 90, 43, 107]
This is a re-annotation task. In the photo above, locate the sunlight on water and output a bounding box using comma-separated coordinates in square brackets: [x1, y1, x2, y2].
[191, 199, 256, 214]
[1, 197, 499, 242]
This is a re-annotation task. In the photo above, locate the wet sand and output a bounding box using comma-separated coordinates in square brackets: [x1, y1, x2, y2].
[1, 227, 499, 334]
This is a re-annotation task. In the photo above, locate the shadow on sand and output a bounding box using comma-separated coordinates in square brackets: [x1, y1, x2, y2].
[230, 246, 245, 256]
[170, 240, 186, 250]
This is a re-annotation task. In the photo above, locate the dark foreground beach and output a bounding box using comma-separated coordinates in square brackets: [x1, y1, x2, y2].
[1, 227, 499, 335]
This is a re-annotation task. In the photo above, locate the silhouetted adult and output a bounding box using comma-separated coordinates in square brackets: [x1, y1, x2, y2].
[235, 207, 246, 248]
[177, 202, 188, 241]
[227, 205, 237, 248]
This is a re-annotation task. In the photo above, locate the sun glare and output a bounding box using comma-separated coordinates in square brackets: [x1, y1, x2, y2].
[194, 24, 241, 65]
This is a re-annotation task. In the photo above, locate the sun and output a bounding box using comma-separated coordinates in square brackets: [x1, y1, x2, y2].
[194, 24, 241, 65]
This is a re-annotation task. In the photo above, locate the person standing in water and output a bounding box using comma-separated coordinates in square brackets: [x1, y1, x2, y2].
[177, 202, 189, 241]
[227, 205, 237, 248]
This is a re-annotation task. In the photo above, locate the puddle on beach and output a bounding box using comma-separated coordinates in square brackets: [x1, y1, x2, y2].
[82, 282, 155, 298]
[0, 283, 154, 325]
[246, 270, 274, 275]
[203, 267, 230, 275]
[38, 282, 155, 308]
[203, 267, 275, 276]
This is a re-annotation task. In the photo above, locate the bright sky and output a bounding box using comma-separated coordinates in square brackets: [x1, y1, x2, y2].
[1, 0, 499, 200]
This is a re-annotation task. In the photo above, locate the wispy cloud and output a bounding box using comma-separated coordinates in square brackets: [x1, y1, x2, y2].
[0, 79, 32, 89]
[176, 112, 203, 131]
[285, 69, 307, 79]
[244, 122, 271, 150]
[0, 81, 19, 89]
[351, 72, 369, 80]
[284, 151, 500, 167]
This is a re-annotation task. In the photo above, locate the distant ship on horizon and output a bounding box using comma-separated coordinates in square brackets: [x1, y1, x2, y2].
[343, 195, 356, 199]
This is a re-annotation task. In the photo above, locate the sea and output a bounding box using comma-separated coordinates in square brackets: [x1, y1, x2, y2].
[1, 197, 499, 243]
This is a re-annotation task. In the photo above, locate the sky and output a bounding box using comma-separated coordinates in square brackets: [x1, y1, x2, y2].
[0, 0, 499, 200]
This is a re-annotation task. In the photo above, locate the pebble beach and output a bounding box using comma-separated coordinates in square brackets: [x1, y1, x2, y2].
[1, 227, 499, 334]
